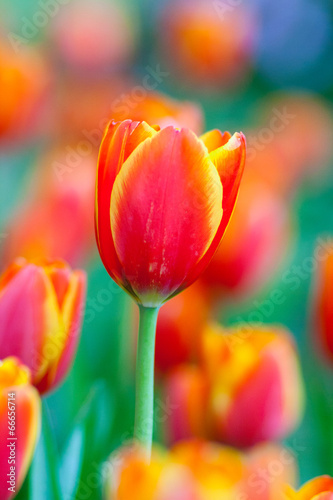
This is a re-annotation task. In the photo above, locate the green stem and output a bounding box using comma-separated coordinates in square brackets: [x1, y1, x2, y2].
[134, 305, 160, 461]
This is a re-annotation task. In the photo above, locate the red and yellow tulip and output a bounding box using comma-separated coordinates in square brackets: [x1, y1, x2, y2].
[0, 357, 41, 500]
[201, 324, 304, 447]
[95, 120, 246, 306]
[0, 259, 86, 394]
[164, 324, 304, 447]
[285, 476, 333, 499]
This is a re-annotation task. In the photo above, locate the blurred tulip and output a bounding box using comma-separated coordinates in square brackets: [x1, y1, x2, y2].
[4, 144, 96, 267]
[314, 241, 333, 362]
[0, 43, 51, 147]
[159, 0, 256, 89]
[95, 120, 245, 306]
[200, 176, 291, 301]
[0, 259, 86, 394]
[0, 357, 41, 499]
[155, 282, 209, 374]
[200, 324, 304, 447]
[50, 0, 137, 73]
[107, 440, 245, 500]
[285, 476, 333, 499]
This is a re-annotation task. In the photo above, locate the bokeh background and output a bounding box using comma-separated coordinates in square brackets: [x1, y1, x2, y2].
[1, 0, 333, 498]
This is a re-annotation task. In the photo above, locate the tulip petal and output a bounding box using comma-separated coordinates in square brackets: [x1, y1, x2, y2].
[110, 126, 223, 305]
[297, 476, 333, 499]
[0, 375, 40, 500]
[96, 120, 157, 296]
[177, 132, 246, 292]
[36, 270, 86, 393]
[200, 129, 231, 153]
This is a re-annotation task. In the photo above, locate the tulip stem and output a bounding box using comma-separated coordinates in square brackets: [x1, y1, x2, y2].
[134, 305, 160, 461]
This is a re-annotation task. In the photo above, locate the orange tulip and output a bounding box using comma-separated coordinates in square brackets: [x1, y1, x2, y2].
[285, 476, 333, 499]
[159, 0, 255, 89]
[107, 440, 245, 500]
[0, 357, 41, 500]
[106, 440, 296, 499]
[0, 259, 86, 394]
[315, 242, 333, 361]
[95, 120, 246, 307]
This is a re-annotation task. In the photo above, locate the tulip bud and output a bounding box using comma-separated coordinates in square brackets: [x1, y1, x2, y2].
[201, 324, 304, 447]
[285, 476, 333, 499]
[0, 259, 86, 394]
[0, 357, 41, 499]
[95, 120, 245, 307]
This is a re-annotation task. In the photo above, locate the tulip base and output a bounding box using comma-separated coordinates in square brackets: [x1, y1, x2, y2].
[134, 305, 160, 461]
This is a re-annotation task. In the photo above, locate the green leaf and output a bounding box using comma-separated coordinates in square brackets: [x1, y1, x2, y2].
[29, 403, 62, 500]
[59, 425, 85, 500]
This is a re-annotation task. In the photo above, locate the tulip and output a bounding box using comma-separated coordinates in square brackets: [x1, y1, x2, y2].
[158, 0, 256, 89]
[95, 119, 245, 457]
[95, 120, 245, 307]
[155, 282, 209, 374]
[200, 176, 290, 301]
[314, 242, 333, 361]
[0, 259, 86, 394]
[0, 357, 41, 499]
[285, 476, 333, 499]
[201, 324, 304, 447]
[106, 439, 245, 500]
